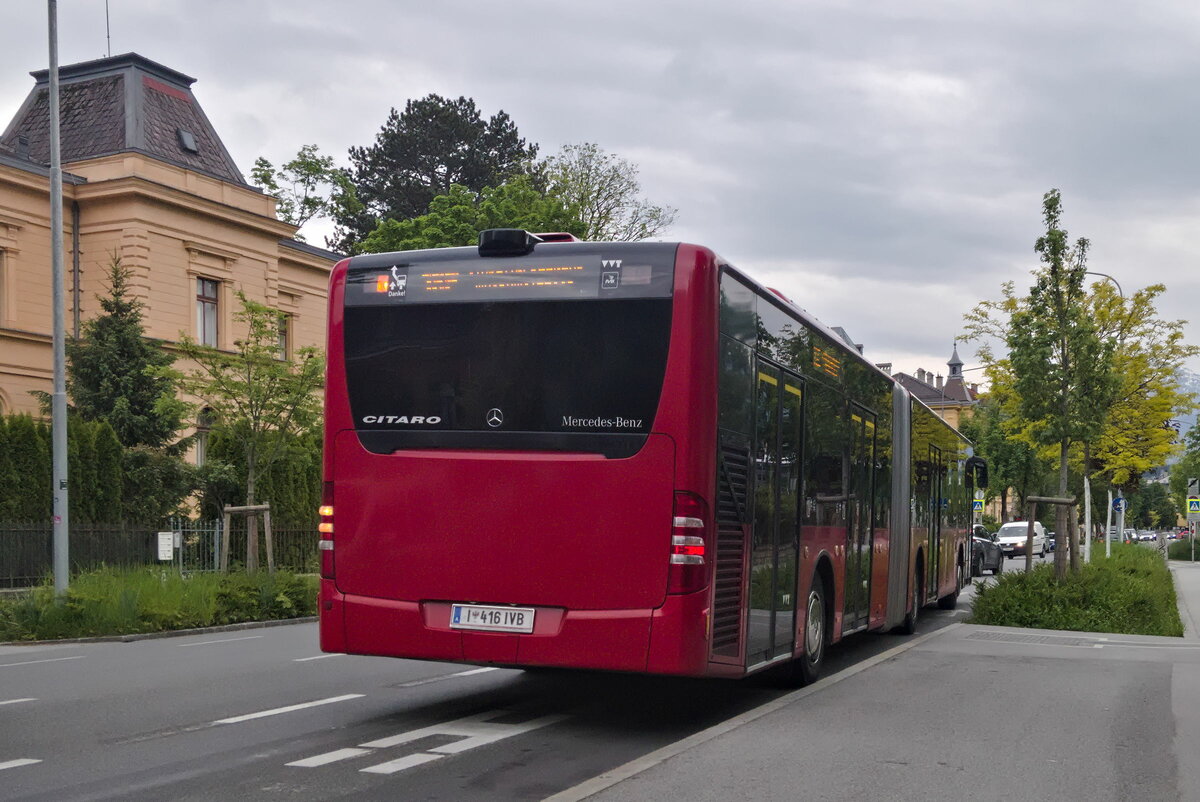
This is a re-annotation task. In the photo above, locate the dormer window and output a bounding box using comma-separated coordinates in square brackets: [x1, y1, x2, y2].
[177, 128, 198, 153]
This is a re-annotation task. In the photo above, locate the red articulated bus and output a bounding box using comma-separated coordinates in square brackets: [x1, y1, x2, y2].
[318, 229, 986, 684]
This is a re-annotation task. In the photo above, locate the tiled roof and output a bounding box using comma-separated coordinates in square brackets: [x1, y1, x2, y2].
[894, 372, 978, 406]
[3, 75, 125, 164]
[1, 52, 245, 185]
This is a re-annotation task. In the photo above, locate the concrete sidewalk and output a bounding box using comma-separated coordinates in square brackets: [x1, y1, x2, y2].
[1171, 559, 1200, 640]
[549, 563, 1200, 802]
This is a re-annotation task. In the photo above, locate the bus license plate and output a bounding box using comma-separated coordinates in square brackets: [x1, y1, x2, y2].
[449, 604, 536, 633]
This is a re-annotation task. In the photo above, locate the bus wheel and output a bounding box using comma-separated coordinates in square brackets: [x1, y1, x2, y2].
[938, 560, 964, 610]
[792, 577, 827, 686]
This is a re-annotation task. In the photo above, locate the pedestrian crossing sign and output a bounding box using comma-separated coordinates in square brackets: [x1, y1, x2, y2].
[1190, 498, 1200, 514]
[972, 500, 984, 512]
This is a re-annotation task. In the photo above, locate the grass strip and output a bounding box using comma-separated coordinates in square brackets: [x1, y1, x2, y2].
[0, 567, 317, 641]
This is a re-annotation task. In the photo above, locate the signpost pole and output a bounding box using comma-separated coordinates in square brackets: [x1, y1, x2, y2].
[1116, 491, 1125, 551]
[1187, 478, 1199, 563]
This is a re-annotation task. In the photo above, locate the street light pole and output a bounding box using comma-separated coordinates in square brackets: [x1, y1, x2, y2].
[47, 0, 70, 595]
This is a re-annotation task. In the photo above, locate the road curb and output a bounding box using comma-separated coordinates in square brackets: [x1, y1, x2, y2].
[0, 616, 318, 647]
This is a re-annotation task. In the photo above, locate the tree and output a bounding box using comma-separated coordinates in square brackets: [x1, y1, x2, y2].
[1085, 282, 1198, 486]
[358, 177, 583, 254]
[965, 190, 1118, 578]
[1130, 482, 1174, 529]
[66, 254, 186, 450]
[542, 142, 677, 241]
[250, 144, 359, 242]
[0, 417, 17, 520]
[4, 415, 50, 521]
[67, 417, 97, 524]
[177, 294, 324, 569]
[199, 425, 321, 525]
[92, 421, 123, 522]
[332, 95, 538, 252]
[958, 391, 1050, 521]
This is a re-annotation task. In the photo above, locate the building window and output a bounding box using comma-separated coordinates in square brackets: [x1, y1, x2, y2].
[196, 278, 219, 346]
[277, 313, 291, 360]
[195, 407, 215, 466]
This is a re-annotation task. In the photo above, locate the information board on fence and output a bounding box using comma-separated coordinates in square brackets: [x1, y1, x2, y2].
[157, 532, 174, 561]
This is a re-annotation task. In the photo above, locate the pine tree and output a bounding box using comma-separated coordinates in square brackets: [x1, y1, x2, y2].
[332, 95, 538, 251]
[92, 421, 123, 522]
[67, 254, 185, 449]
[68, 418, 100, 523]
[0, 417, 17, 520]
[6, 415, 51, 521]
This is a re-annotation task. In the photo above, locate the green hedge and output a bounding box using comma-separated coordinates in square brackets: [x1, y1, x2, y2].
[970, 543, 1183, 636]
[0, 413, 187, 523]
[0, 568, 317, 641]
[1169, 538, 1199, 561]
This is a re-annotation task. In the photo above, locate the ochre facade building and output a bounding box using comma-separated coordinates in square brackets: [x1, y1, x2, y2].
[0, 53, 337, 428]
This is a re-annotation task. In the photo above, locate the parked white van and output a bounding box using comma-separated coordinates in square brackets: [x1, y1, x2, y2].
[995, 521, 1047, 558]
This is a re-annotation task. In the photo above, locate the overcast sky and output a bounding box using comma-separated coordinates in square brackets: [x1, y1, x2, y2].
[4, 0, 1199, 381]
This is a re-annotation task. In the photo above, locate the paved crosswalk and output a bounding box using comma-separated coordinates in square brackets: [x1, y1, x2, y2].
[287, 708, 568, 775]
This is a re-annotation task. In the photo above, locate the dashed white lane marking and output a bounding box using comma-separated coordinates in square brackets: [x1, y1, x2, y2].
[180, 635, 264, 647]
[289, 708, 569, 774]
[0, 656, 84, 669]
[214, 694, 365, 725]
[294, 653, 344, 662]
[0, 698, 36, 706]
[287, 748, 372, 767]
[361, 752, 443, 774]
[393, 666, 499, 688]
[0, 759, 41, 771]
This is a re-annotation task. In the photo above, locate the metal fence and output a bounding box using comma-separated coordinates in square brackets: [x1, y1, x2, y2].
[0, 519, 318, 589]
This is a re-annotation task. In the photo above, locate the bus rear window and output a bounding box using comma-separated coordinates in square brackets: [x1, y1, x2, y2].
[342, 298, 673, 455]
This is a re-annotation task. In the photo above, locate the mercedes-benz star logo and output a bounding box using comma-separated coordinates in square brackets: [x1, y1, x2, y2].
[486, 408, 504, 428]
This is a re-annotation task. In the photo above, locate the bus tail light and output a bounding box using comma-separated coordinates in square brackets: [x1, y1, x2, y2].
[319, 482, 335, 580]
[668, 492, 708, 594]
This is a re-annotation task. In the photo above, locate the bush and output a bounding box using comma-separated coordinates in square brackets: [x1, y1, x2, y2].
[970, 543, 1183, 636]
[1169, 537, 1199, 561]
[0, 568, 317, 641]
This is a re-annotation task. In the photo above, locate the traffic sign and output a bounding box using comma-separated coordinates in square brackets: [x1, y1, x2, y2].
[1112, 497, 1127, 513]
[972, 500, 984, 512]
[1190, 478, 1200, 523]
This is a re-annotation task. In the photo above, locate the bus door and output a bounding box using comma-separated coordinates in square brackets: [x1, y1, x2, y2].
[844, 407, 876, 631]
[926, 444, 943, 601]
[746, 361, 803, 667]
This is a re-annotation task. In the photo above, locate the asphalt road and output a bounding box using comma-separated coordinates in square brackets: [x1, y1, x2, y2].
[0, 597, 972, 801]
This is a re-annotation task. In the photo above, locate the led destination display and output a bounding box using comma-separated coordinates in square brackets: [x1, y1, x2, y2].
[344, 247, 675, 305]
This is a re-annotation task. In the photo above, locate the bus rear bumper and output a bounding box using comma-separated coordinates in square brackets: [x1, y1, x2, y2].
[325, 588, 711, 675]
